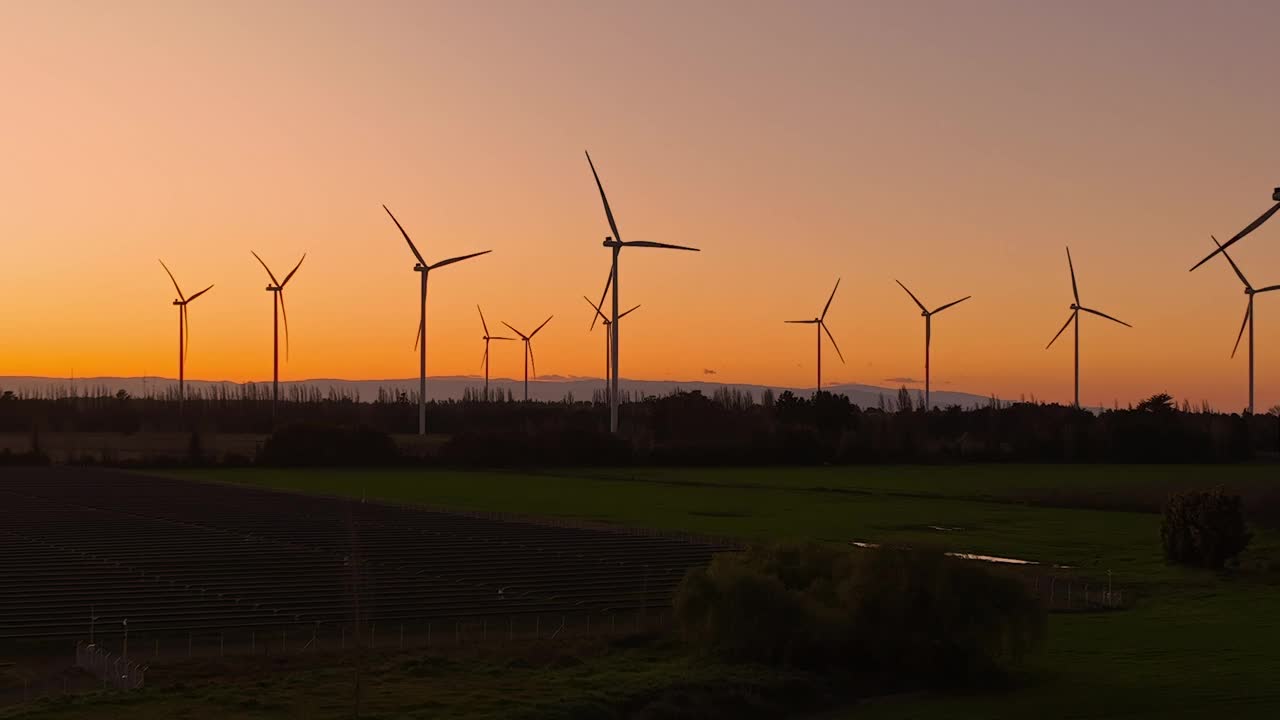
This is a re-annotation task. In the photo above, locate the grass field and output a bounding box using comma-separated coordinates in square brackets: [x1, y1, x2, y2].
[9, 464, 1280, 718]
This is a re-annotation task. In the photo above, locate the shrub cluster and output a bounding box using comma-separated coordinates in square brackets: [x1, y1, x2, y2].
[1161, 488, 1252, 569]
[258, 424, 401, 467]
[674, 542, 1044, 686]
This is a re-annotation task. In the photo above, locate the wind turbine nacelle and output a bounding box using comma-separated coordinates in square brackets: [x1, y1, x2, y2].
[1273, 187, 1280, 201]
[603, 237, 621, 247]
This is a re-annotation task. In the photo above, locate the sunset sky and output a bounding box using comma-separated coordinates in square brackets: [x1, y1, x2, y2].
[3, 0, 1280, 410]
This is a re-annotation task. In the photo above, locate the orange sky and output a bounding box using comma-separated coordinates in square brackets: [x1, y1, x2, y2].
[3, 1, 1280, 410]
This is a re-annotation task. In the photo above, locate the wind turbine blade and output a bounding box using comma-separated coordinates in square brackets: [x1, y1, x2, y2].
[821, 322, 845, 363]
[1190, 201, 1280, 271]
[501, 321, 527, 340]
[618, 304, 641, 319]
[383, 204, 427, 266]
[1046, 312, 1075, 349]
[477, 305, 490, 336]
[785, 319, 819, 324]
[528, 341, 537, 378]
[481, 344, 488, 370]
[583, 296, 609, 326]
[1066, 247, 1079, 304]
[279, 291, 292, 360]
[590, 271, 611, 331]
[491, 336, 515, 341]
[186, 285, 214, 303]
[251, 251, 281, 287]
[1252, 284, 1280, 293]
[894, 279, 926, 313]
[1078, 306, 1131, 328]
[182, 304, 191, 360]
[1212, 235, 1252, 289]
[930, 295, 971, 315]
[530, 315, 553, 337]
[821, 278, 841, 321]
[413, 315, 423, 351]
[429, 249, 491, 270]
[585, 151, 623, 243]
[159, 260, 185, 301]
[620, 241, 701, 251]
[280, 254, 306, 288]
[1231, 302, 1250, 359]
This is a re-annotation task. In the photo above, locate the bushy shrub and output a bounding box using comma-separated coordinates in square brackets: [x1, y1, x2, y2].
[674, 542, 1044, 685]
[1161, 488, 1252, 568]
[258, 424, 400, 466]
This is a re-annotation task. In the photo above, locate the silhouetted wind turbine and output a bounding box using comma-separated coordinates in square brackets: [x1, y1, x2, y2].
[785, 279, 845, 394]
[586, 151, 700, 433]
[894, 280, 969, 411]
[1189, 187, 1280, 271]
[477, 305, 514, 402]
[251, 251, 305, 422]
[502, 316, 553, 402]
[158, 260, 212, 411]
[1045, 247, 1130, 408]
[383, 205, 491, 435]
[1210, 236, 1280, 415]
[584, 294, 639, 406]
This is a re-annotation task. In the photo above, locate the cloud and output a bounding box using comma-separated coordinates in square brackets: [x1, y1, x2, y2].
[703, 368, 717, 375]
[884, 377, 922, 384]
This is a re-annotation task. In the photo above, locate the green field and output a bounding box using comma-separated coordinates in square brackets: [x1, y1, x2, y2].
[9, 464, 1280, 719]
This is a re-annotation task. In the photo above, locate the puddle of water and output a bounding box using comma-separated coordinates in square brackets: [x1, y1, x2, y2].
[848, 541, 1055, 567]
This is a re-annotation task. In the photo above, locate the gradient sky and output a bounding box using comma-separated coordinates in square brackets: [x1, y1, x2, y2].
[3, 0, 1280, 410]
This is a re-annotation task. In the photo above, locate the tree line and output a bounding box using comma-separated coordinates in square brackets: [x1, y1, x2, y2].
[4, 383, 1277, 464]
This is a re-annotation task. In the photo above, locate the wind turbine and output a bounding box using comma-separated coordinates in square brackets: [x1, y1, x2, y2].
[477, 305, 514, 402]
[584, 294, 639, 406]
[1045, 247, 1131, 408]
[1209, 235, 1280, 415]
[894, 280, 970, 411]
[502, 316, 553, 402]
[383, 205, 491, 435]
[251, 251, 305, 422]
[158, 260, 212, 411]
[785, 279, 845, 394]
[586, 151, 700, 433]
[1189, 187, 1280, 271]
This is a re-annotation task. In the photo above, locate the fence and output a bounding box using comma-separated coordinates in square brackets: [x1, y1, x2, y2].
[74, 641, 146, 690]
[1030, 574, 1127, 612]
[70, 608, 674, 667]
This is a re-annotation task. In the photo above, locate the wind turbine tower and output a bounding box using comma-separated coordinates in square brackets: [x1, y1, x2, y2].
[585, 151, 700, 433]
[893, 280, 969, 411]
[383, 205, 491, 435]
[785, 279, 845, 394]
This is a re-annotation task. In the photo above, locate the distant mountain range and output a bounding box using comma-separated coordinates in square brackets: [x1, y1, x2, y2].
[0, 375, 1000, 410]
